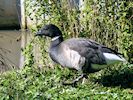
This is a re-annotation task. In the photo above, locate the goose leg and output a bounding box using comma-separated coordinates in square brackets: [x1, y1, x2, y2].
[62, 74, 87, 86]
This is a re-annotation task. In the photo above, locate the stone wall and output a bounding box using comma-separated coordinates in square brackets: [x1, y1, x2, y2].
[0, 0, 20, 28]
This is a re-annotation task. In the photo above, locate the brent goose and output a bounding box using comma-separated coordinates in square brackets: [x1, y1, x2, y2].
[36, 24, 126, 85]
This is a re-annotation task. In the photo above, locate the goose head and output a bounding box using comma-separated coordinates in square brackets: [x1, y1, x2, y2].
[36, 24, 62, 38]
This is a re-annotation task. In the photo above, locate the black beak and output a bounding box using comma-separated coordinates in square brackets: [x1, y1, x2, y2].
[35, 30, 43, 37]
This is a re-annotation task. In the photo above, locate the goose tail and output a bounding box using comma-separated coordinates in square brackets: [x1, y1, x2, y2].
[118, 54, 127, 62]
[103, 53, 127, 64]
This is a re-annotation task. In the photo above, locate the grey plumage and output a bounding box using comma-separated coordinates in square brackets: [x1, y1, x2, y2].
[36, 24, 126, 85]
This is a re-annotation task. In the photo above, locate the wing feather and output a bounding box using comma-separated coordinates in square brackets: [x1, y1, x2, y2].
[62, 38, 121, 64]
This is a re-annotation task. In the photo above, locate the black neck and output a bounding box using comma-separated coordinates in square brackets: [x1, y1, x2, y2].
[51, 36, 63, 47]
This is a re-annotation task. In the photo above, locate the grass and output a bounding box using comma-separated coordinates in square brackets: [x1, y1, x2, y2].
[0, 63, 133, 99]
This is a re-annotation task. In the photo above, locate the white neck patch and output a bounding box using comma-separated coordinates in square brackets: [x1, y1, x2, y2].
[51, 36, 61, 41]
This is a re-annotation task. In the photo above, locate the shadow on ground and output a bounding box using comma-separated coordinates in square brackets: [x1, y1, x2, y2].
[94, 65, 133, 89]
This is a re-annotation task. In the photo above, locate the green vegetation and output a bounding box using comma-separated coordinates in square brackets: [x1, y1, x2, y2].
[0, 64, 133, 99]
[0, 0, 133, 99]
[25, 0, 133, 63]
